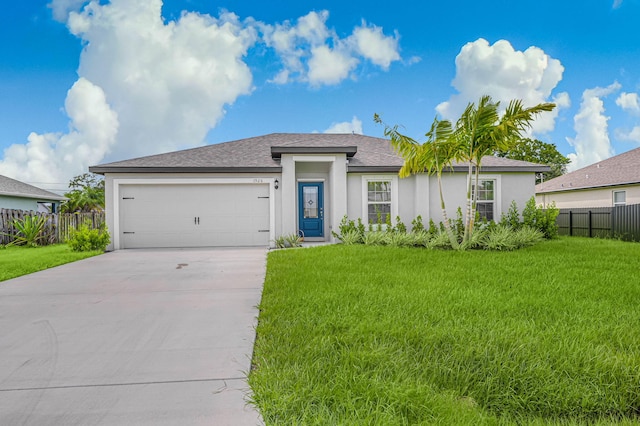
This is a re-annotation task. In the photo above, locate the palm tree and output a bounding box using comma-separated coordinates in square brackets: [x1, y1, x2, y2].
[453, 96, 555, 243]
[375, 114, 460, 248]
[375, 96, 555, 249]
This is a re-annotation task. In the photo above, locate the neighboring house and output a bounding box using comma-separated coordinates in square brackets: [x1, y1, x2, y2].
[89, 133, 548, 250]
[0, 174, 66, 213]
[536, 146, 640, 208]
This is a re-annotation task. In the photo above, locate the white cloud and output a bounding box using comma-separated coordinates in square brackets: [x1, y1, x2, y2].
[351, 23, 400, 69]
[3, 1, 401, 186]
[260, 10, 400, 86]
[566, 82, 621, 171]
[616, 126, 640, 143]
[64, 0, 256, 161]
[48, 0, 87, 22]
[613, 0, 623, 9]
[308, 45, 358, 86]
[436, 38, 567, 135]
[0, 78, 118, 188]
[324, 116, 363, 134]
[616, 92, 640, 114]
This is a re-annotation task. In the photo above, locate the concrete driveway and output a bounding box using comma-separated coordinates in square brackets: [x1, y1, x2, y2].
[0, 248, 266, 425]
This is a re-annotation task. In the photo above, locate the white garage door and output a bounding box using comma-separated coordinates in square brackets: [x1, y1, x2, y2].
[119, 184, 270, 248]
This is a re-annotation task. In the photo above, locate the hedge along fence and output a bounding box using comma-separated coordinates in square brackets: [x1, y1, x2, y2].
[0, 208, 105, 246]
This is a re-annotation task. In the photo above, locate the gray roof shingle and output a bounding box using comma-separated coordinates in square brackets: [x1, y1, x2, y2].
[536, 146, 640, 193]
[0, 175, 66, 201]
[89, 133, 549, 174]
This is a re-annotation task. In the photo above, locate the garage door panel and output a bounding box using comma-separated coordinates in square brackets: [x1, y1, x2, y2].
[120, 183, 270, 249]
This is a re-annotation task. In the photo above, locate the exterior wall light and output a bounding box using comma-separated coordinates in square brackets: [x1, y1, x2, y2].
[274, 179, 279, 190]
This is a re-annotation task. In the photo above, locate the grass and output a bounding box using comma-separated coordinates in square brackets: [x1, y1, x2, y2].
[249, 237, 640, 425]
[0, 244, 102, 282]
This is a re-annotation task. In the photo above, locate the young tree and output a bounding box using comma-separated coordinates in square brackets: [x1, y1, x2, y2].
[495, 138, 570, 183]
[60, 173, 105, 213]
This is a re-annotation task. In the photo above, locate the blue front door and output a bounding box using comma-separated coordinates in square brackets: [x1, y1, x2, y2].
[298, 182, 324, 238]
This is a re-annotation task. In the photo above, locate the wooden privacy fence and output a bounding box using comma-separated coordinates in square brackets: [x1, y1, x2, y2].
[557, 203, 640, 242]
[0, 208, 105, 245]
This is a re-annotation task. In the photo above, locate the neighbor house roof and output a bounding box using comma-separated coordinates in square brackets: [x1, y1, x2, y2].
[536, 146, 640, 194]
[90, 133, 549, 174]
[0, 174, 66, 202]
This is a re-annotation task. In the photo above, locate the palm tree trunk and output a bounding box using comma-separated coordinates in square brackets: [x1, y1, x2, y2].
[463, 160, 474, 244]
[438, 172, 459, 249]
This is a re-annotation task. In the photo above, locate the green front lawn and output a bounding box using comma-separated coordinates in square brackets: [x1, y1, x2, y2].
[250, 238, 640, 425]
[0, 244, 102, 282]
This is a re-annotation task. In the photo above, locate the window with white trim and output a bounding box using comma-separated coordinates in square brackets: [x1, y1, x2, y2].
[613, 190, 626, 206]
[367, 180, 392, 224]
[362, 176, 397, 225]
[472, 179, 496, 221]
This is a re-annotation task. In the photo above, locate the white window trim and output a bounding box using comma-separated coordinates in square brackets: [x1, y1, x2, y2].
[469, 174, 502, 222]
[361, 175, 398, 225]
[613, 190, 626, 206]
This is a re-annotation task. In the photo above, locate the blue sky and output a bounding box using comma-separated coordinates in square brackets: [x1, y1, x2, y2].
[1, 0, 639, 191]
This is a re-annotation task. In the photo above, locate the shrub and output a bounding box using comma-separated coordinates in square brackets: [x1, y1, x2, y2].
[454, 207, 465, 241]
[363, 231, 388, 246]
[512, 226, 544, 248]
[412, 230, 431, 247]
[332, 215, 364, 243]
[499, 200, 521, 230]
[428, 219, 439, 235]
[426, 230, 452, 250]
[4, 215, 51, 247]
[411, 215, 425, 233]
[67, 222, 110, 252]
[274, 233, 303, 248]
[387, 232, 415, 247]
[522, 197, 559, 239]
[339, 230, 362, 245]
[394, 216, 407, 234]
[483, 225, 518, 251]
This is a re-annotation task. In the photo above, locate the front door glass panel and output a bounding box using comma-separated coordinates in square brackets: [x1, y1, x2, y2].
[303, 187, 318, 218]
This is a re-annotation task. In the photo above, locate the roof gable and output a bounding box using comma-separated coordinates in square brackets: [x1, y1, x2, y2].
[0, 175, 66, 202]
[536, 146, 640, 193]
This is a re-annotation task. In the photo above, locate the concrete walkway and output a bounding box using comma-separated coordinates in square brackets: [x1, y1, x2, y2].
[0, 248, 265, 425]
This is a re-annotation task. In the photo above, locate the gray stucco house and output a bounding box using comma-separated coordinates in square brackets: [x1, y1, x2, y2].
[0, 174, 66, 213]
[90, 133, 547, 250]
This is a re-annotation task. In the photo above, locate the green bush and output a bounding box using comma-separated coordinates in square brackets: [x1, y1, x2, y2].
[483, 225, 518, 251]
[394, 216, 407, 234]
[522, 197, 559, 239]
[499, 200, 521, 230]
[513, 226, 545, 248]
[387, 232, 415, 247]
[332, 215, 365, 243]
[273, 233, 303, 248]
[363, 231, 388, 246]
[426, 230, 452, 250]
[67, 222, 110, 252]
[339, 230, 363, 245]
[411, 215, 425, 233]
[3, 215, 51, 247]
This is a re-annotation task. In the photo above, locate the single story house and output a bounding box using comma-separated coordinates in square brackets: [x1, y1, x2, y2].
[0, 174, 66, 213]
[89, 133, 548, 250]
[536, 146, 640, 208]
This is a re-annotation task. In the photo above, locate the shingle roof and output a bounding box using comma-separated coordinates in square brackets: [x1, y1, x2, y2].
[0, 175, 66, 201]
[89, 133, 549, 174]
[536, 147, 640, 194]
